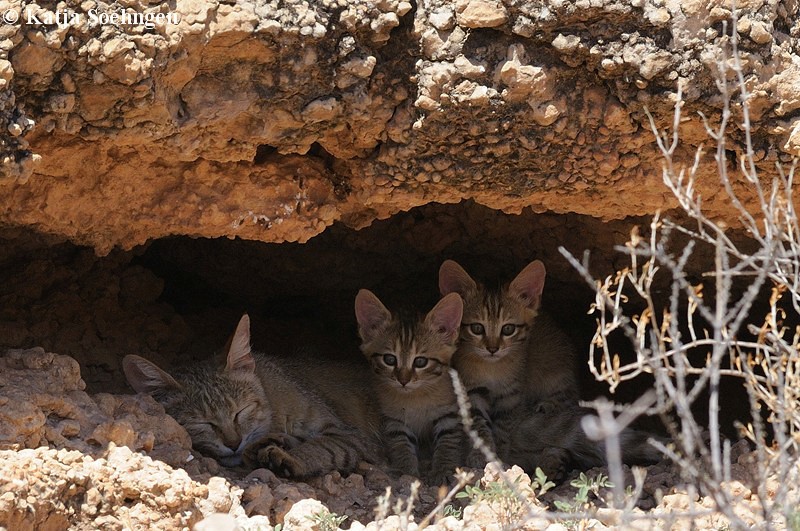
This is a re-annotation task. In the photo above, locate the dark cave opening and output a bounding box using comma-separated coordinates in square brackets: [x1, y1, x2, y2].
[0, 200, 762, 438]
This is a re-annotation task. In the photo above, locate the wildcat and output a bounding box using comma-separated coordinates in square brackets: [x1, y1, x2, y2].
[123, 314, 380, 479]
[355, 289, 467, 485]
[502, 402, 663, 481]
[439, 260, 663, 476]
[438, 259, 578, 465]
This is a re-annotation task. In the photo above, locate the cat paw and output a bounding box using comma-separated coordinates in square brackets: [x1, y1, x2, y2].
[389, 465, 421, 479]
[466, 449, 488, 470]
[537, 447, 570, 482]
[426, 470, 455, 487]
[257, 445, 308, 478]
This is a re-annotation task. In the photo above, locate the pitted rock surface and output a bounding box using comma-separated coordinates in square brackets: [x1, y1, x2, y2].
[0, 0, 798, 252]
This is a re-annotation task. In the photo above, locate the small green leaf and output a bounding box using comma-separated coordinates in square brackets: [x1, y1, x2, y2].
[554, 500, 572, 512]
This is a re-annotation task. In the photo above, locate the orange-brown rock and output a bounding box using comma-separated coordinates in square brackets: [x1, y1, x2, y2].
[0, 0, 797, 253]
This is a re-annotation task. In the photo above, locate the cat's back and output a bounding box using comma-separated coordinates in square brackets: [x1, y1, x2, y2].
[262, 351, 381, 437]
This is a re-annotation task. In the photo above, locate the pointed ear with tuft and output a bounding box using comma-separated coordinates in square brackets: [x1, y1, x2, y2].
[426, 293, 464, 345]
[509, 260, 546, 310]
[225, 314, 256, 373]
[122, 355, 182, 395]
[438, 260, 478, 296]
[355, 289, 392, 343]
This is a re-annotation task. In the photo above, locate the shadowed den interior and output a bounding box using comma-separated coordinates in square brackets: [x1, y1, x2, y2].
[0, 200, 756, 436]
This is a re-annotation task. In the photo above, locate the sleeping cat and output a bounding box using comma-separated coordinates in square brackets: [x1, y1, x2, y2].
[355, 289, 466, 485]
[439, 259, 577, 465]
[123, 314, 380, 479]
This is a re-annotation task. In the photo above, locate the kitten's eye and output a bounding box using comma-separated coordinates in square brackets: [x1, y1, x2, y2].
[469, 323, 485, 336]
[501, 324, 517, 336]
[382, 354, 398, 366]
[412, 357, 428, 368]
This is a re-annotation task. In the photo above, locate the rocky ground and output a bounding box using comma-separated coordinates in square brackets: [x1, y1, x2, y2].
[0, 346, 795, 530]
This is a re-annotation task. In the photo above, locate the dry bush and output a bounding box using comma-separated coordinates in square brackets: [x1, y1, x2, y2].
[560, 17, 800, 530]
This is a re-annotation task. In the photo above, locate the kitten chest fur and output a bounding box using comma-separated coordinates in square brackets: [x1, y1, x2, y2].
[376, 379, 458, 438]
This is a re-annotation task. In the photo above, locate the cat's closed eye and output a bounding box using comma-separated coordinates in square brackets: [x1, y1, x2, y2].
[186, 420, 214, 433]
[234, 404, 256, 423]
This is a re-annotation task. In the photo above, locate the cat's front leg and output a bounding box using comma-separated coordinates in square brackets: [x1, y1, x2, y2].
[535, 446, 570, 482]
[249, 425, 368, 479]
[429, 415, 465, 485]
[250, 444, 316, 478]
[464, 391, 495, 469]
[382, 417, 420, 478]
[242, 432, 302, 469]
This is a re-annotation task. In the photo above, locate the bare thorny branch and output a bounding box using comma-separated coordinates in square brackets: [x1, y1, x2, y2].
[560, 11, 800, 531]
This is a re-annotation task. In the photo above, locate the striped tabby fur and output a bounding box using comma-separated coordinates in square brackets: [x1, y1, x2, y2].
[505, 402, 664, 480]
[440, 260, 663, 477]
[439, 259, 578, 468]
[355, 290, 466, 485]
[123, 314, 380, 479]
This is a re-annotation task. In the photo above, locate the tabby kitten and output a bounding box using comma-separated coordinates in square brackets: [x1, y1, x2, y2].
[438, 259, 578, 465]
[355, 289, 466, 485]
[123, 314, 379, 479]
[440, 260, 663, 476]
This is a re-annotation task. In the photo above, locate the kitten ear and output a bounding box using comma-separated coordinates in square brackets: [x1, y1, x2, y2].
[355, 289, 392, 343]
[225, 314, 256, 373]
[122, 355, 181, 394]
[439, 260, 478, 296]
[426, 293, 464, 344]
[509, 260, 546, 310]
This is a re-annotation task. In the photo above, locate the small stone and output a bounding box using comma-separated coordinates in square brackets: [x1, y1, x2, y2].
[455, 0, 508, 28]
[661, 492, 693, 510]
[552, 34, 581, 53]
[283, 498, 330, 529]
[783, 120, 800, 156]
[749, 20, 772, 44]
[415, 95, 439, 110]
[736, 17, 751, 34]
[646, 7, 670, 24]
[340, 56, 377, 78]
[530, 102, 561, 126]
[429, 9, 455, 31]
[194, 513, 238, 531]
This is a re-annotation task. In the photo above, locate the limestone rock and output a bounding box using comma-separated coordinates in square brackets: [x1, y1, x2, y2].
[0, 348, 192, 466]
[0, 0, 794, 250]
[0, 445, 244, 530]
[455, 0, 509, 28]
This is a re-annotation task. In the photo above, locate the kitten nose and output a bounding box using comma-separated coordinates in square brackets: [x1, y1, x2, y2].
[486, 346, 499, 354]
[397, 369, 413, 386]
